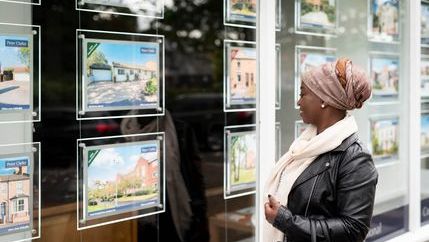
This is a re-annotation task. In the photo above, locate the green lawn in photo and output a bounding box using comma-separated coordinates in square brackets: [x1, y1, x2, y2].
[231, 167, 255, 186]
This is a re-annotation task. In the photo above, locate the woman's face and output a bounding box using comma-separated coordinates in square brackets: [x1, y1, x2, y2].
[297, 82, 323, 125]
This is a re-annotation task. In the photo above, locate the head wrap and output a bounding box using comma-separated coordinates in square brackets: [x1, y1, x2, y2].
[301, 58, 371, 110]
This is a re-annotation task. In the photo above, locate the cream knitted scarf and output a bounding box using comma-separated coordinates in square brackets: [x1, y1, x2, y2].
[263, 114, 358, 242]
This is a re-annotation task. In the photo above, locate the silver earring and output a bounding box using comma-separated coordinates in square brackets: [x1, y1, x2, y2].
[321, 104, 325, 108]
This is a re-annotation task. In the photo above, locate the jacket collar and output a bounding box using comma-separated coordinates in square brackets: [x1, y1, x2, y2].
[331, 133, 358, 152]
[289, 133, 358, 193]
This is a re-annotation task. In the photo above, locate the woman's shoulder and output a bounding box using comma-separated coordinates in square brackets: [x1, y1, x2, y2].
[335, 134, 378, 179]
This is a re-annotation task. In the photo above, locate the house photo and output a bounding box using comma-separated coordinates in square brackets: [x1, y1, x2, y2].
[228, 46, 256, 105]
[0, 35, 31, 111]
[0, 157, 31, 234]
[84, 38, 160, 111]
[86, 141, 160, 219]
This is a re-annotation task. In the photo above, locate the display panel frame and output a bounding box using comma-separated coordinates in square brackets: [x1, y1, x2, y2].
[275, 122, 281, 162]
[368, 52, 400, 105]
[224, 0, 257, 29]
[367, 0, 400, 43]
[275, 0, 281, 31]
[368, 114, 400, 165]
[0, 142, 41, 242]
[224, 40, 257, 112]
[0, 0, 40, 5]
[0, 23, 41, 124]
[294, 120, 308, 139]
[76, 29, 165, 120]
[76, 0, 164, 19]
[294, 0, 339, 37]
[275, 43, 281, 110]
[224, 124, 256, 199]
[294, 45, 336, 109]
[76, 132, 165, 230]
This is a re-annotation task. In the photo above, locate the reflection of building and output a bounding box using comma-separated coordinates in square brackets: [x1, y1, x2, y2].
[89, 62, 157, 83]
[230, 48, 256, 98]
[116, 157, 158, 194]
[0, 170, 30, 227]
[374, 122, 397, 151]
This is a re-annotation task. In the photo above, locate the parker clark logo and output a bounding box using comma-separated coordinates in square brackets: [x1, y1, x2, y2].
[140, 47, 156, 54]
[5, 159, 29, 168]
[5, 39, 28, 48]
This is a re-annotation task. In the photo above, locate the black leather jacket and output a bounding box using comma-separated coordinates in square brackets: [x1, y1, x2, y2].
[272, 133, 378, 242]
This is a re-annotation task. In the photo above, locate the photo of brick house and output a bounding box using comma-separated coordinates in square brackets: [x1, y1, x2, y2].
[0, 157, 31, 233]
[228, 46, 256, 104]
[86, 142, 160, 218]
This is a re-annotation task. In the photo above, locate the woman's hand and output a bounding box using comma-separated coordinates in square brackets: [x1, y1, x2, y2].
[264, 194, 281, 224]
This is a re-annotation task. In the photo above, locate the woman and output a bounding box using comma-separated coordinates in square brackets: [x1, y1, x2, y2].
[264, 58, 378, 242]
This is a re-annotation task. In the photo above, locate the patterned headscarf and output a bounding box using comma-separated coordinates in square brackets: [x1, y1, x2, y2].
[302, 57, 372, 110]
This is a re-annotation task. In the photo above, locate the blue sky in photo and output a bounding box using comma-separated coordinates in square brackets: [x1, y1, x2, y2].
[422, 114, 429, 134]
[372, 57, 398, 72]
[374, 119, 398, 130]
[88, 40, 158, 66]
[373, 0, 399, 13]
[231, 47, 256, 59]
[88, 142, 158, 187]
[0, 35, 29, 69]
[0, 156, 30, 175]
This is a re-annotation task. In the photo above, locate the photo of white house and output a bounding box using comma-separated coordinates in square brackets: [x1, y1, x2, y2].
[84, 38, 160, 111]
[370, 118, 399, 160]
[0, 35, 31, 111]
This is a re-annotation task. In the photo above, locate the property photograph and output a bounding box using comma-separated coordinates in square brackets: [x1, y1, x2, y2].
[227, 0, 257, 24]
[0, 35, 31, 111]
[226, 130, 256, 195]
[370, 117, 399, 160]
[0, 156, 31, 235]
[370, 56, 399, 97]
[422, 114, 429, 152]
[369, 0, 399, 41]
[83, 0, 162, 16]
[421, 59, 429, 98]
[227, 46, 256, 106]
[422, 1, 429, 45]
[299, 0, 336, 30]
[85, 141, 160, 219]
[84, 38, 160, 111]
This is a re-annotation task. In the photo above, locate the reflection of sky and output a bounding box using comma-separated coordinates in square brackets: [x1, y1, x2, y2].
[422, 114, 429, 134]
[0, 156, 29, 175]
[372, 58, 398, 72]
[88, 142, 158, 187]
[89, 40, 158, 66]
[0, 35, 29, 68]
